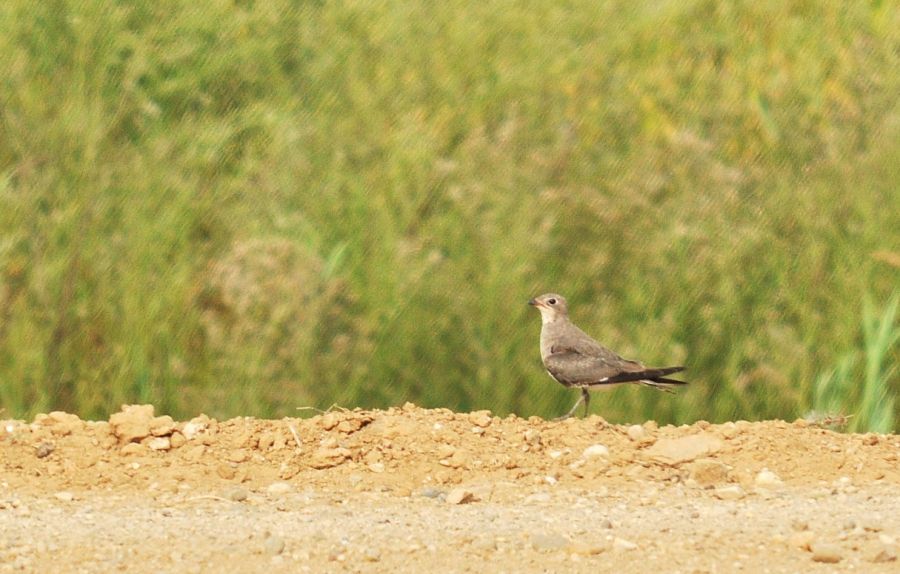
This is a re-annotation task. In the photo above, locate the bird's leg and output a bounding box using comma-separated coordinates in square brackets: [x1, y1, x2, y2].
[554, 390, 585, 421]
[582, 388, 590, 417]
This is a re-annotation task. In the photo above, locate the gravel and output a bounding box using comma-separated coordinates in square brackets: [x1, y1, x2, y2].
[2, 405, 899, 573]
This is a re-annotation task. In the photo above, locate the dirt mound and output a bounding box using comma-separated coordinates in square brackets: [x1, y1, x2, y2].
[2, 405, 899, 572]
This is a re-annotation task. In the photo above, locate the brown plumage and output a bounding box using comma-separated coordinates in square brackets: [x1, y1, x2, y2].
[529, 293, 687, 419]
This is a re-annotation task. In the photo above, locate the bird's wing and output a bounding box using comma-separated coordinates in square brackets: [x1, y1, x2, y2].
[555, 323, 636, 361]
[545, 346, 642, 386]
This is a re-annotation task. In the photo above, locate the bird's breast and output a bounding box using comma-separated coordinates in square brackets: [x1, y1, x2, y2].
[538, 323, 558, 362]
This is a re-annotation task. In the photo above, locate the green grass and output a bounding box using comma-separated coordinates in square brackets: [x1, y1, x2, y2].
[1, 0, 898, 428]
[809, 292, 899, 432]
[857, 292, 899, 432]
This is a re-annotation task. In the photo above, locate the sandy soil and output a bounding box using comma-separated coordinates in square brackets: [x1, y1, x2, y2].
[2, 404, 899, 573]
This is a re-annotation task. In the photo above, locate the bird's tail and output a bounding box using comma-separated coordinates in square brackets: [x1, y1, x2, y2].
[590, 366, 686, 386]
[637, 366, 685, 379]
[638, 377, 688, 393]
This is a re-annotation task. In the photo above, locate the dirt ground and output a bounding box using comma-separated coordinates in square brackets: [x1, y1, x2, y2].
[2, 404, 899, 573]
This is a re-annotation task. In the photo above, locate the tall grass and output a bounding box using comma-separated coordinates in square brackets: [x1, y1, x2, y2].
[810, 292, 899, 432]
[1, 1, 898, 427]
[857, 293, 899, 432]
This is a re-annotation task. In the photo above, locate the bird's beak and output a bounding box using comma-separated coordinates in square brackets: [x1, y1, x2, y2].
[528, 298, 539, 307]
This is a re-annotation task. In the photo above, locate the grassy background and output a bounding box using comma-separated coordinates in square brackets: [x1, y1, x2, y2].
[1, 0, 898, 428]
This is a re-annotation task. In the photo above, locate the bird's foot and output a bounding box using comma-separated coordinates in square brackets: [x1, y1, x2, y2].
[554, 392, 586, 421]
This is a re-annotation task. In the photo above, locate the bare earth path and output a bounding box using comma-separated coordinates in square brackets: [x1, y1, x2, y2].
[2, 404, 899, 572]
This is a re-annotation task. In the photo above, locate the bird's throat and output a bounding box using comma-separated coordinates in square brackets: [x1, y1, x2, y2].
[540, 312, 560, 326]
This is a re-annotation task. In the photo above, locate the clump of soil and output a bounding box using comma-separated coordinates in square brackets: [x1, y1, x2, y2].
[2, 405, 898, 572]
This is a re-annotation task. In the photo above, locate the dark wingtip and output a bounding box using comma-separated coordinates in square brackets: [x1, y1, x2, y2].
[603, 365, 686, 384]
[662, 366, 686, 375]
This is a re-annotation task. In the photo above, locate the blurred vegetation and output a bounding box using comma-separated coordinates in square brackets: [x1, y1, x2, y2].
[1, 0, 898, 428]
[810, 293, 899, 432]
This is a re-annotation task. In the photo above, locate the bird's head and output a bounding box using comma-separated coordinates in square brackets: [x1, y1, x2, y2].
[528, 293, 568, 324]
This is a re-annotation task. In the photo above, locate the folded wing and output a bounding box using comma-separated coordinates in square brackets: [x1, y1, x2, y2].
[545, 345, 685, 388]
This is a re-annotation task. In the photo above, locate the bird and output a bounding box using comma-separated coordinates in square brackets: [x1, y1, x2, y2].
[529, 293, 686, 419]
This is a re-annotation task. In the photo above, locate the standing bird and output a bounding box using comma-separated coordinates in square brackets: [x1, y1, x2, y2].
[529, 293, 686, 419]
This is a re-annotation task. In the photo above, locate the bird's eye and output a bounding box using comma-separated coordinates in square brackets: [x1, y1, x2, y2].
[548, 298, 557, 305]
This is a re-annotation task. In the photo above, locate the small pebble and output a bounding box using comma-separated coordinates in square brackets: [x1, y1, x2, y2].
[689, 459, 729, 487]
[362, 547, 382, 562]
[35, 442, 55, 458]
[531, 532, 569, 551]
[266, 482, 292, 496]
[869, 545, 897, 563]
[626, 425, 645, 441]
[225, 487, 249, 502]
[468, 410, 492, 428]
[181, 420, 207, 439]
[216, 464, 237, 480]
[169, 432, 186, 448]
[445, 488, 475, 505]
[755, 469, 783, 488]
[569, 540, 609, 556]
[613, 537, 638, 551]
[226, 449, 248, 463]
[320, 413, 339, 430]
[146, 436, 171, 451]
[582, 444, 609, 459]
[811, 542, 842, 563]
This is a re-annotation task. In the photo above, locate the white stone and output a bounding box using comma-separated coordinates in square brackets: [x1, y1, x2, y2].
[266, 482, 293, 496]
[755, 468, 783, 488]
[626, 425, 646, 441]
[613, 537, 638, 551]
[147, 436, 171, 451]
[582, 444, 610, 459]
